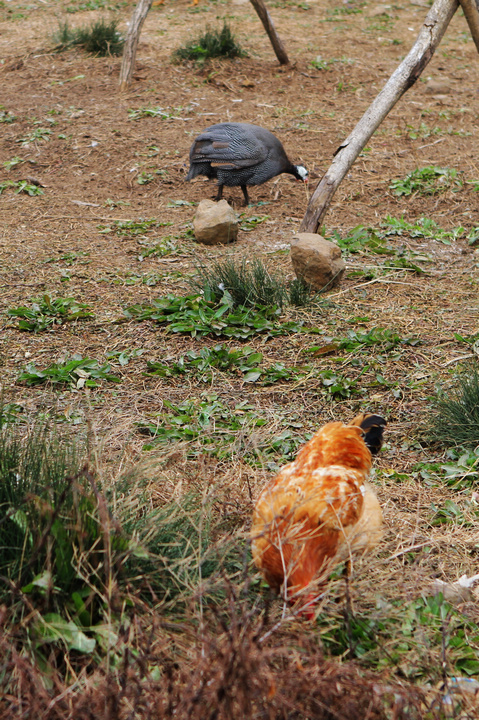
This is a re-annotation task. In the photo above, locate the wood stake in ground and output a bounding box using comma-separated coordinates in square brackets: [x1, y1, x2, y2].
[459, 0, 479, 53]
[249, 0, 289, 65]
[119, 0, 153, 91]
[300, 0, 460, 233]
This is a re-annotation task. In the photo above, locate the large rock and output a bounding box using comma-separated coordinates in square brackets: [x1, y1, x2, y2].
[193, 199, 238, 245]
[290, 233, 345, 291]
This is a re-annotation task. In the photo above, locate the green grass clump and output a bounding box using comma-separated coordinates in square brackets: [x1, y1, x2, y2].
[0, 421, 101, 611]
[317, 593, 479, 678]
[53, 18, 124, 56]
[53, 20, 76, 47]
[136, 393, 306, 465]
[18, 354, 121, 388]
[124, 292, 304, 340]
[381, 215, 465, 245]
[0, 109, 16, 124]
[389, 166, 460, 197]
[327, 225, 393, 256]
[288, 277, 318, 306]
[8, 294, 94, 332]
[190, 256, 319, 310]
[0, 402, 24, 428]
[145, 344, 312, 387]
[428, 363, 479, 448]
[0, 180, 44, 196]
[118, 485, 245, 609]
[172, 22, 247, 64]
[0, 409, 246, 662]
[192, 257, 286, 309]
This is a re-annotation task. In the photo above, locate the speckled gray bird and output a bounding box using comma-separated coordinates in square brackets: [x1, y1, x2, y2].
[186, 122, 308, 205]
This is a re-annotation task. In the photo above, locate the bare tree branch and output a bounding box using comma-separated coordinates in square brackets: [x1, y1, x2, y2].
[300, 0, 459, 234]
[119, 0, 153, 92]
[249, 0, 289, 65]
[459, 0, 479, 52]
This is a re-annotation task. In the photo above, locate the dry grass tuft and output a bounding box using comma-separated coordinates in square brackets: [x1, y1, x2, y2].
[0, 598, 434, 720]
[427, 362, 479, 449]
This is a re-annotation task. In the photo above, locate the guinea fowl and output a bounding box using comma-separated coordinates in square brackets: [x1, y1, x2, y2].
[186, 122, 308, 205]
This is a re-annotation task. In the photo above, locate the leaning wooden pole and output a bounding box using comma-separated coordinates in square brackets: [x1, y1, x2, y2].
[249, 0, 289, 65]
[119, 0, 153, 92]
[300, 0, 459, 233]
[459, 0, 479, 52]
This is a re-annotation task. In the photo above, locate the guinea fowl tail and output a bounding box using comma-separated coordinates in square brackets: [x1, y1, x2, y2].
[349, 412, 387, 455]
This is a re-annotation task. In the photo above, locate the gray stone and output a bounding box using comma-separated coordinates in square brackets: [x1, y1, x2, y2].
[290, 233, 345, 291]
[425, 78, 451, 94]
[193, 199, 239, 245]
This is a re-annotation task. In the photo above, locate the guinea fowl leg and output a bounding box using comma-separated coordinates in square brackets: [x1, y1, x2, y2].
[214, 184, 224, 201]
[241, 185, 250, 206]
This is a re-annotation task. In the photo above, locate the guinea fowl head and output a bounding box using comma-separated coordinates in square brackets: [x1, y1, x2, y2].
[293, 165, 309, 183]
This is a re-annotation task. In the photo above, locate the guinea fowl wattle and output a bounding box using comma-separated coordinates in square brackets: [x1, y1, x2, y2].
[186, 122, 308, 205]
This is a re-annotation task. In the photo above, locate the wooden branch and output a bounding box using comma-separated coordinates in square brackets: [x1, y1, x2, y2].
[300, 0, 459, 234]
[249, 0, 289, 65]
[119, 0, 153, 92]
[459, 0, 479, 53]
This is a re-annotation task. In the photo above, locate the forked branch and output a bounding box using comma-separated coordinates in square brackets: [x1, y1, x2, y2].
[300, 0, 460, 233]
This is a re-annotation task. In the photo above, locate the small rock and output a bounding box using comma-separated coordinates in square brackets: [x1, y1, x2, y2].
[431, 579, 472, 604]
[3, 58, 24, 72]
[193, 199, 238, 245]
[367, 5, 391, 17]
[425, 78, 451, 94]
[290, 233, 345, 291]
[431, 573, 479, 605]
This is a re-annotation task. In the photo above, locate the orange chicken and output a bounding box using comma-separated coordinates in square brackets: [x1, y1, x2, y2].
[251, 413, 386, 615]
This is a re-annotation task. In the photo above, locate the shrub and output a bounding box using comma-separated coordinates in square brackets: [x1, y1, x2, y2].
[118, 483, 246, 610]
[53, 18, 124, 56]
[172, 22, 246, 64]
[428, 362, 479, 448]
[0, 409, 246, 648]
[191, 256, 287, 309]
[0, 422, 100, 608]
[190, 256, 320, 310]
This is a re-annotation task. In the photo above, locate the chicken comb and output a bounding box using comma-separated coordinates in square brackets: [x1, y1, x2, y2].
[349, 413, 386, 455]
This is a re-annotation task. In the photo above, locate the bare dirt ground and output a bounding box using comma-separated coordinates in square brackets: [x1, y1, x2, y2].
[1, 0, 479, 709]
[1, 0, 477, 434]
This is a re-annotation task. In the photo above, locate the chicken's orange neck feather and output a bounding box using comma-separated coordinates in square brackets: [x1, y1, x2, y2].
[295, 423, 372, 475]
